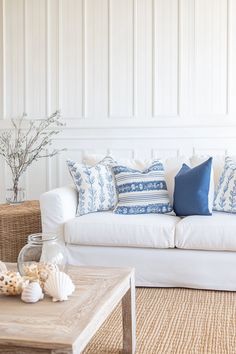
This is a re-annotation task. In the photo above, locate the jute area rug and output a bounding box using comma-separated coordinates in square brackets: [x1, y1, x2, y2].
[83, 287, 236, 354]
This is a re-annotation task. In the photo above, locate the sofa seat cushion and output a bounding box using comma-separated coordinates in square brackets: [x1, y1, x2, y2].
[64, 212, 180, 248]
[175, 212, 236, 251]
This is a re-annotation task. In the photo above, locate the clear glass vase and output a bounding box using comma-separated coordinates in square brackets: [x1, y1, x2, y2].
[6, 187, 25, 204]
[17, 233, 67, 278]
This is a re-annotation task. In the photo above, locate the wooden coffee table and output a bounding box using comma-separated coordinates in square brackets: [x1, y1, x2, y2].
[0, 265, 135, 354]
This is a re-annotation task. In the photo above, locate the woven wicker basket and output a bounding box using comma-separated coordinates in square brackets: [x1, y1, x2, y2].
[0, 200, 42, 262]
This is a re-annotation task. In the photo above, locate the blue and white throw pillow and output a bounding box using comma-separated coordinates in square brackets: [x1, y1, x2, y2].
[214, 157, 236, 213]
[112, 161, 172, 215]
[67, 157, 117, 216]
[173, 157, 214, 216]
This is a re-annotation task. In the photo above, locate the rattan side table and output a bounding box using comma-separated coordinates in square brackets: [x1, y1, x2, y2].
[0, 200, 42, 262]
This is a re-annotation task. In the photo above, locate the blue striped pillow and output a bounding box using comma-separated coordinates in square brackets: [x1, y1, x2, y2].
[113, 161, 172, 214]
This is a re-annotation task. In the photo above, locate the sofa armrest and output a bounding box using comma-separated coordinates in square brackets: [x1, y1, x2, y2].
[40, 185, 77, 241]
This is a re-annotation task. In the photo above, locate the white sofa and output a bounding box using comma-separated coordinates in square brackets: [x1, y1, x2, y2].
[40, 155, 236, 291]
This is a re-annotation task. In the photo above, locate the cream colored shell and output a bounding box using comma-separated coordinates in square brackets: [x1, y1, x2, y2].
[0, 271, 29, 296]
[21, 282, 44, 303]
[44, 271, 75, 302]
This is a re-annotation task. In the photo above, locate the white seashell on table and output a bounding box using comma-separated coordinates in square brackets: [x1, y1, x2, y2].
[44, 271, 75, 302]
[0, 271, 29, 296]
[0, 261, 7, 273]
[21, 282, 44, 303]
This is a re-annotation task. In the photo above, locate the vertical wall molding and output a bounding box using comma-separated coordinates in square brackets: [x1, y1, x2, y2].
[58, 0, 62, 115]
[45, 0, 49, 116]
[81, 0, 85, 118]
[179, 0, 196, 116]
[153, 0, 179, 117]
[226, 0, 229, 114]
[84, 0, 108, 118]
[107, 0, 110, 117]
[228, 0, 236, 114]
[59, 0, 84, 119]
[132, 0, 136, 117]
[194, 0, 227, 116]
[151, 0, 155, 117]
[177, 0, 180, 115]
[23, 0, 27, 115]
[109, 0, 134, 118]
[0, 0, 4, 119]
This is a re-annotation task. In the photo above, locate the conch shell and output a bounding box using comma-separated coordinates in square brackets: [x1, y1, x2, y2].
[21, 282, 44, 303]
[44, 271, 75, 302]
[23, 262, 59, 288]
[0, 271, 29, 296]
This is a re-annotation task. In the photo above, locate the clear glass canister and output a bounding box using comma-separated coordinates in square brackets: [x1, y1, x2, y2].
[6, 187, 25, 204]
[17, 233, 67, 276]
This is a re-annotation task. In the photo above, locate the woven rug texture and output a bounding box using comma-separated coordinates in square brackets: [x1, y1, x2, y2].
[83, 287, 236, 354]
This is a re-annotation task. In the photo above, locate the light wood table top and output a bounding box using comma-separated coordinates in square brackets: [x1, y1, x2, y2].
[0, 265, 136, 354]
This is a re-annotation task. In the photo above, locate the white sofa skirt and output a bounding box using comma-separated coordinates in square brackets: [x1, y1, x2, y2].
[66, 245, 236, 291]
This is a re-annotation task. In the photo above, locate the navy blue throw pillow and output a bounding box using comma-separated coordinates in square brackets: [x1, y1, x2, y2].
[173, 157, 214, 216]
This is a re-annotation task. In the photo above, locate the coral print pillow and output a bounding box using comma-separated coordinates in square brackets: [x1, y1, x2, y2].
[67, 157, 117, 216]
[214, 157, 236, 213]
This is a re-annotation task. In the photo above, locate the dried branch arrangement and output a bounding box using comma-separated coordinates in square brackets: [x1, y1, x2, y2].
[0, 111, 64, 203]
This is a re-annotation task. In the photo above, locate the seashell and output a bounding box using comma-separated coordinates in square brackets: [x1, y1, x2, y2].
[37, 262, 59, 283]
[21, 282, 44, 303]
[23, 262, 59, 288]
[0, 261, 7, 273]
[44, 271, 75, 302]
[0, 271, 29, 296]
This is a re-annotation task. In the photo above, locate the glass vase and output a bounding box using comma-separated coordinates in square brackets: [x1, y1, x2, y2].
[17, 233, 67, 278]
[6, 187, 25, 204]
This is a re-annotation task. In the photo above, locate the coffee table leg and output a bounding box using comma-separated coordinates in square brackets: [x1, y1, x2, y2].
[122, 273, 136, 354]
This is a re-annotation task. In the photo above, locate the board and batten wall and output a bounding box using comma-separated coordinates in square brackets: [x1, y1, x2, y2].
[0, 0, 236, 201]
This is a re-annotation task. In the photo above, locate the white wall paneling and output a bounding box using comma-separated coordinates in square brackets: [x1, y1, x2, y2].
[228, 0, 236, 114]
[84, 0, 108, 118]
[153, 0, 179, 117]
[0, 0, 236, 123]
[179, 0, 195, 116]
[47, 0, 59, 115]
[59, 0, 84, 118]
[194, 0, 227, 116]
[4, 0, 24, 118]
[109, 0, 134, 117]
[0, 0, 4, 119]
[0, 0, 236, 200]
[25, 0, 47, 118]
[135, 0, 152, 117]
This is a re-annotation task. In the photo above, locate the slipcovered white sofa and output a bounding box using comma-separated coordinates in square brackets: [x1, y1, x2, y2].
[40, 155, 236, 291]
